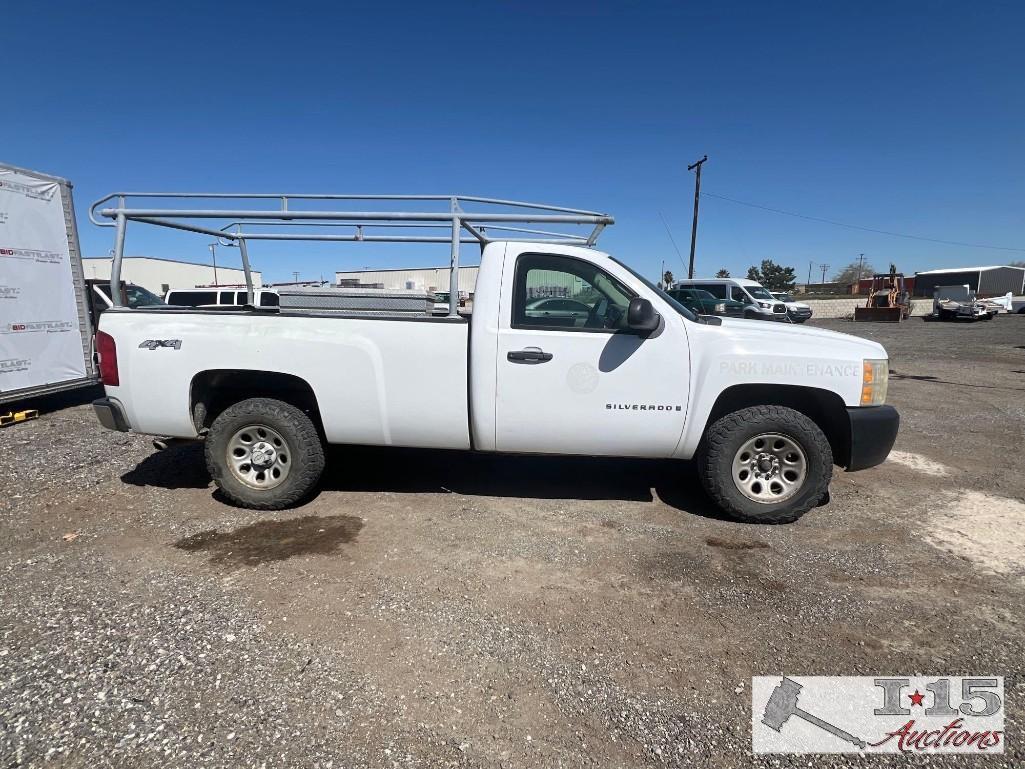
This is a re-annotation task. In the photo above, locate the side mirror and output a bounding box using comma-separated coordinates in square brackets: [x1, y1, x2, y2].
[627, 297, 660, 332]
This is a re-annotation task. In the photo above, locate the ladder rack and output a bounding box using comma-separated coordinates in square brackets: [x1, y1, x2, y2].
[89, 193, 615, 316]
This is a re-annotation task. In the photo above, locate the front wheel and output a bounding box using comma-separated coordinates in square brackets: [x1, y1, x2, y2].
[697, 405, 832, 524]
[205, 397, 325, 509]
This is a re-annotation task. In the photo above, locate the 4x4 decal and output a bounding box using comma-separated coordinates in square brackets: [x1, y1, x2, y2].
[139, 339, 182, 350]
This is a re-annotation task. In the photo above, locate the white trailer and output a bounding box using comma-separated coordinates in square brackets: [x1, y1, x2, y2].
[0, 163, 97, 405]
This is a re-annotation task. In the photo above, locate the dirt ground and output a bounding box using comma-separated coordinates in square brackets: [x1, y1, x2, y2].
[1, 315, 1023, 768]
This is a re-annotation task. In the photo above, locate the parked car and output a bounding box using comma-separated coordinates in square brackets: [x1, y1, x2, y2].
[164, 287, 279, 308]
[523, 296, 593, 326]
[673, 278, 789, 321]
[770, 292, 813, 323]
[93, 193, 899, 525]
[87, 280, 165, 330]
[667, 287, 745, 317]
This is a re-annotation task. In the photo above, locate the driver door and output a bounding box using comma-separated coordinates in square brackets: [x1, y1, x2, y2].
[494, 252, 689, 457]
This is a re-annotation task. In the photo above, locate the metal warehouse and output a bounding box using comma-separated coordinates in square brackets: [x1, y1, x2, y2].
[83, 256, 262, 295]
[913, 265, 1025, 297]
[334, 266, 479, 294]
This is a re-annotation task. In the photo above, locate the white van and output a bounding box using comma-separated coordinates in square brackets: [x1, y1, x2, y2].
[164, 288, 279, 309]
[674, 278, 788, 321]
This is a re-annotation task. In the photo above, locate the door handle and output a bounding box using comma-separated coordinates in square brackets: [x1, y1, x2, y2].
[507, 347, 553, 364]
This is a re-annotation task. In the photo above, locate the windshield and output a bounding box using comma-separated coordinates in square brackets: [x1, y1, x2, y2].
[746, 285, 775, 301]
[610, 258, 698, 322]
[775, 293, 794, 302]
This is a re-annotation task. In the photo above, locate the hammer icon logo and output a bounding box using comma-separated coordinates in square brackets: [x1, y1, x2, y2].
[762, 677, 867, 749]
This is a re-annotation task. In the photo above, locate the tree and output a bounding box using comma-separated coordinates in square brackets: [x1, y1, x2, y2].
[746, 259, 797, 291]
[833, 260, 877, 287]
[662, 270, 674, 289]
[715, 268, 730, 278]
[1010, 260, 1025, 268]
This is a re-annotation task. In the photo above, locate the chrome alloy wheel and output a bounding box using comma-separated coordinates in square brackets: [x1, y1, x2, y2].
[226, 424, 291, 490]
[732, 433, 807, 503]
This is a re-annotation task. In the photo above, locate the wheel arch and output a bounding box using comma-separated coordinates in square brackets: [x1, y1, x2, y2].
[190, 369, 324, 435]
[703, 383, 851, 466]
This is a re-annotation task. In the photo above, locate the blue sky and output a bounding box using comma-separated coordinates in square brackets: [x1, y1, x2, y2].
[4, 1, 1023, 283]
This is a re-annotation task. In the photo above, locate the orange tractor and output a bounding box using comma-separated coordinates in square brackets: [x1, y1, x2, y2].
[854, 266, 912, 322]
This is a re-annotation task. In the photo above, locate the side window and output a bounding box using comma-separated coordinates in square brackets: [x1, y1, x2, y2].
[168, 290, 218, 306]
[259, 292, 279, 307]
[512, 254, 635, 331]
[696, 284, 727, 299]
[730, 286, 751, 303]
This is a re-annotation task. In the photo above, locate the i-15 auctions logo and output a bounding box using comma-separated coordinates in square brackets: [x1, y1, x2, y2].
[752, 676, 1003, 754]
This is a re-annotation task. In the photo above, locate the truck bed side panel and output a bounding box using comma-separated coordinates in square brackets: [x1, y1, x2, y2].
[101, 311, 471, 449]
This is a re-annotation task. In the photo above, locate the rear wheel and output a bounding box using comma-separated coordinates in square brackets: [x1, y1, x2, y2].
[205, 397, 325, 509]
[697, 405, 832, 523]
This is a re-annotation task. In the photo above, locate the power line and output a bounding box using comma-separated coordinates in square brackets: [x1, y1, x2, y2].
[701, 191, 1025, 253]
[658, 211, 688, 273]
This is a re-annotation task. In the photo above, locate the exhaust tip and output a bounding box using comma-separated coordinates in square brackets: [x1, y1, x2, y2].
[153, 438, 169, 451]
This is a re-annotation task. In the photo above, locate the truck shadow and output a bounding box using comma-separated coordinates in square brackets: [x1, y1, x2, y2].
[121, 442, 211, 489]
[121, 442, 732, 520]
[320, 446, 733, 521]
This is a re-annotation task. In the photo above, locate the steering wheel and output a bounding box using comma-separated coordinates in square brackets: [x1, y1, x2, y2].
[585, 298, 608, 328]
[605, 303, 624, 328]
[585, 298, 624, 329]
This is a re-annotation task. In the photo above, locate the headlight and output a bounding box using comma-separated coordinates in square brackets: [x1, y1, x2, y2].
[758, 301, 771, 308]
[861, 359, 889, 406]
[714, 302, 725, 313]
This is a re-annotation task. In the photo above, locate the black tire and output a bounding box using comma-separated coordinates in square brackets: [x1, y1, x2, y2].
[204, 397, 325, 509]
[696, 405, 832, 524]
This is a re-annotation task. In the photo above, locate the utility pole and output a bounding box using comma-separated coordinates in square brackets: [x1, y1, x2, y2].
[209, 243, 219, 285]
[855, 253, 866, 288]
[820, 264, 830, 284]
[292, 271, 300, 284]
[686, 155, 708, 279]
[807, 261, 813, 286]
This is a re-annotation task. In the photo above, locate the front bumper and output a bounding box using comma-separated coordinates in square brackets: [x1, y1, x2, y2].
[844, 405, 899, 471]
[93, 397, 130, 432]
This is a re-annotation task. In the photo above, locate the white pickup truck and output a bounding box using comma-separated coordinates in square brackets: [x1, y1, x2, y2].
[89, 193, 898, 524]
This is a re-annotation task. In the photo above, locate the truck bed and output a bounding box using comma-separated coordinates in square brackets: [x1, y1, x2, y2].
[99, 308, 471, 448]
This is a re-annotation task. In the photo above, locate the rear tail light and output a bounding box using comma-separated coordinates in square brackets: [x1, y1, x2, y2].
[96, 331, 119, 386]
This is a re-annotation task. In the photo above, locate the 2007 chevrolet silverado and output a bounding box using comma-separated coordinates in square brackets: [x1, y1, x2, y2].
[89, 192, 898, 523]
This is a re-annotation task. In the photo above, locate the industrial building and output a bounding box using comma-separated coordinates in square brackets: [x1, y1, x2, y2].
[334, 266, 479, 295]
[912, 265, 1025, 298]
[82, 256, 263, 295]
